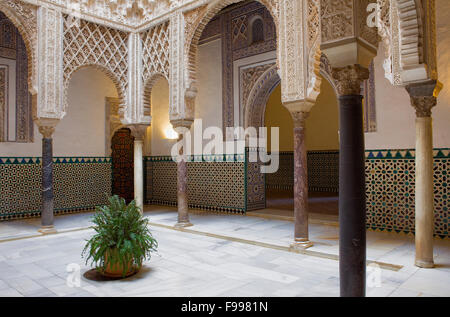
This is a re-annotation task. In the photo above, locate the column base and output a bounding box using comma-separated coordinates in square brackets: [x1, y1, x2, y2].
[291, 238, 313, 250]
[38, 225, 57, 235]
[415, 259, 434, 268]
[175, 221, 193, 228]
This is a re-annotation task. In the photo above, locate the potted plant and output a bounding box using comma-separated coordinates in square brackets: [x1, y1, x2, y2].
[82, 195, 158, 278]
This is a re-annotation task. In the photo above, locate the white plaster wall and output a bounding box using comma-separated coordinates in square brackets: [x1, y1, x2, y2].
[148, 39, 223, 156]
[192, 39, 223, 155]
[365, 0, 450, 150]
[0, 67, 118, 157]
[149, 77, 173, 156]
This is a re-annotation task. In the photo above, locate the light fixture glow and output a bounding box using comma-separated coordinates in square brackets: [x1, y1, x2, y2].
[165, 124, 178, 140]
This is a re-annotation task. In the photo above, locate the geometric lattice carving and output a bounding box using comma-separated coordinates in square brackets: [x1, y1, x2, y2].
[141, 21, 170, 117]
[63, 16, 129, 110]
[142, 21, 170, 82]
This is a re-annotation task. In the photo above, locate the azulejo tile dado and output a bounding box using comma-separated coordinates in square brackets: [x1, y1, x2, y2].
[365, 148, 450, 160]
[0, 157, 112, 164]
[365, 148, 449, 239]
[144, 154, 245, 163]
[145, 157, 246, 213]
[0, 157, 112, 221]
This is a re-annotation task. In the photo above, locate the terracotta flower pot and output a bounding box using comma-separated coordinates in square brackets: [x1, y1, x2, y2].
[101, 250, 141, 278]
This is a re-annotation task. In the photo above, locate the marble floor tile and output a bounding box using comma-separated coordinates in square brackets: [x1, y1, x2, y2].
[0, 208, 448, 297]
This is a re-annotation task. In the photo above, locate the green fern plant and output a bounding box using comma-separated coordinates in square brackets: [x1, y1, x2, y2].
[82, 195, 158, 277]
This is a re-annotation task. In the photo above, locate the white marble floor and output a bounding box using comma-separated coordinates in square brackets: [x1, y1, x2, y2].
[0, 206, 449, 297]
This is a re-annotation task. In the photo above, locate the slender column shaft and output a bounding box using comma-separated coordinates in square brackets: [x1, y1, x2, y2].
[41, 137, 54, 227]
[134, 139, 144, 212]
[332, 64, 369, 297]
[37, 121, 58, 234]
[291, 112, 312, 248]
[338, 95, 366, 297]
[176, 133, 191, 227]
[129, 124, 148, 213]
[415, 117, 434, 267]
[406, 81, 439, 269]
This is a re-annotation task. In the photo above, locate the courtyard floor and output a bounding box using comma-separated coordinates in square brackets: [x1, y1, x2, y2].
[0, 206, 449, 297]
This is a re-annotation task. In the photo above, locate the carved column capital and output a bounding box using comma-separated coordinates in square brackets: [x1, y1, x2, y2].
[35, 118, 59, 138]
[38, 126, 55, 139]
[406, 80, 442, 118]
[128, 124, 148, 141]
[171, 119, 194, 134]
[331, 65, 369, 96]
[291, 111, 310, 128]
[409, 96, 437, 118]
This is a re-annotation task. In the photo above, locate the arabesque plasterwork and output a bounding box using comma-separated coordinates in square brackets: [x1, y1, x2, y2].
[0, 0, 438, 127]
[377, 0, 438, 86]
[62, 15, 129, 118]
[0, 0, 37, 94]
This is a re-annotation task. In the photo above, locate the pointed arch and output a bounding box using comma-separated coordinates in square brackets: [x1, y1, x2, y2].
[184, 0, 279, 90]
[63, 64, 126, 118]
[0, 1, 37, 93]
[143, 73, 169, 118]
[244, 55, 339, 130]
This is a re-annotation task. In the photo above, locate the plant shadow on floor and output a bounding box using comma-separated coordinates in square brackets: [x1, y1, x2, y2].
[82, 266, 154, 282]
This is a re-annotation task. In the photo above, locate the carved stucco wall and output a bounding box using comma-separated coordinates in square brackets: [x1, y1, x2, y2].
[365, 0, 450, 150]
[0, 12, 32, 143]
[199, 1, 277, 131]
[62, 16, 129, 115]
[0, 67, 119, 157]
[376, 0, 438, 86]
[0, 0, 442, 148]
[0, 0, 37, 93]
[141, 20, 170, 118]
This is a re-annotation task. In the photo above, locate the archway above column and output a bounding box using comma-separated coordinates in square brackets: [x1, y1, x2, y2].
[377, 0, 438, 86]
[184, 0, 280, 91]
[0, 0, 37, 94]
[62, 16, 129, 119]
[243, 54, 338, 130]
[143, 73, 169, 119]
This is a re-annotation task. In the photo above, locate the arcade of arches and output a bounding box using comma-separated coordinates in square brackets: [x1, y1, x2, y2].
[0, 0, 449, 297]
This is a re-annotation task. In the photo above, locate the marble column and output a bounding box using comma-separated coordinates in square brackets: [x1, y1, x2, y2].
[406, 80, 440, 269]
[37, 123, 58, 234]
[129, 125, 148, 213]
[332, 65, 369, 297]
[174, 130, 192, 228]
[290, 111, 313, 249]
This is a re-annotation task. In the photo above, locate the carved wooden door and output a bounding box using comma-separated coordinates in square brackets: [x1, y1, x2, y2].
[111, 128, 134, 203]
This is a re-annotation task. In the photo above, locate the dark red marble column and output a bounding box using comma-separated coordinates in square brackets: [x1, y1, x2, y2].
[175, 131, 192, 227]
[291, 111, 312, 249]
